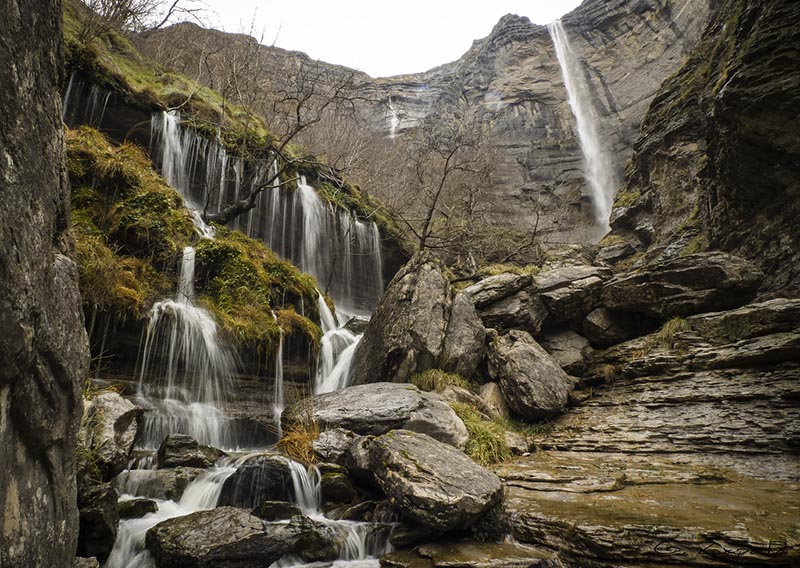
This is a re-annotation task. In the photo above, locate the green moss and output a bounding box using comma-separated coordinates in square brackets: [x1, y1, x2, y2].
[638, 317, 692, 357]
[598, 234, 627, 248]
[195, 228, 322, 350]
[679, 233, 710, 256]
[410, 369, 470, 393]
[450, 403, 510, 466]
[614, 190, 641, 208]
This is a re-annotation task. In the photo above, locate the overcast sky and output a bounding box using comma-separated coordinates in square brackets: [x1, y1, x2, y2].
[199, 0, 585, 77]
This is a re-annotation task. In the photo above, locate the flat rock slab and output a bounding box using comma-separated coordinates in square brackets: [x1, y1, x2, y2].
[463, 273, 533, 307]
[356, 430, 502, 532]
[383, 540, 558, 567]
[283, 382, 468, 449]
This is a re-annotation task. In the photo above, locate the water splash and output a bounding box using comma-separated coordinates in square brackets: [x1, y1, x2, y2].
[314, 294, 361, 394]
[548, 19, 617, 230]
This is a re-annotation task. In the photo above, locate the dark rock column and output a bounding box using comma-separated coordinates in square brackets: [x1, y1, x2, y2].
[0, 0, 91, 565]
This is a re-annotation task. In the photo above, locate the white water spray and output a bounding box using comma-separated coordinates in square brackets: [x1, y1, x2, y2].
[548, 19, 617, 230]
[314, 294, 361, 394]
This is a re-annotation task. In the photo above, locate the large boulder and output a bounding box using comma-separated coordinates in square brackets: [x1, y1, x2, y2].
[479, 383, 510, 422]
[353, 430, 503, 532]
[79, 392, 142, 479]
[156, 433, 224, 469]
[440, 291, 486, 379]
[283, 383, 468, 449]
[351, 253, 451, 384]
[463, 273, 533, 307]
[477, 290, 549, 335]
[602, 252, 763, 318]
[218, 454, 292, 509]
[488, 330, 575, 420]
[534, 265, 611, 324]
[76, 482, 118, 562]
[538, 328, 594, 375]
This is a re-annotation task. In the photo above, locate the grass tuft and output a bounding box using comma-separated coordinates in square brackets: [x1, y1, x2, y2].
[411, 369, 470, 393]
[450, 403, 510, 466]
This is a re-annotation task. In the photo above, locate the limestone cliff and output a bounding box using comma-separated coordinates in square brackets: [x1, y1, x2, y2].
[610, 0, 800, 295]
[0, 0, 90, 565]
[141, 0, 712, 243]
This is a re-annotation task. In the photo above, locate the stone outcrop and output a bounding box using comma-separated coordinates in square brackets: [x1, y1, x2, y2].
[79, 392, 142, 479]
[534, 265, 610, 324]
[477, 290, 548, 336]
[156, 433, 224, 469]
[283, 383, 468, 449]
[351, 254, 451, 384]
[218, 454, 292, 509]
[487, 331, 575, 420]
[608, 0, 800, 294]
[602, 252, 763, 318]
[440, 291, 486, 379]
[537, 328, 593, 375]
[77, 482, 118, 562]
[115, 467, 204, 501]
[463, 274, 532, 307]
[0, 1, 91, 564]
[353, 430, 503, 532]
[581, 307, 645, 348]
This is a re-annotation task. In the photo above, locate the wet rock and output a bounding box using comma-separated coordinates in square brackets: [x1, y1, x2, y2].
[479, 383, 510, 422]
[284, 383, 468, 449]
[488, 330, 575, 420]
[463, 273, 533, 307]
[538, 328, 593, 375]
[505, 431, 529, 455]
[218, 454, 292, 509]
[343, 315, 370, 334]
[602, 252, 763, 318]
[73, 558, 100, 568]
[351, 253, 451, 385]
[355, 430, 503, 531]
[118, 498, 158, 519]
[291, 514, 349, 563]
[313, 428, 360, 464]
[318, 463, 358, 505]
[117, 467, 205, 501]
[79, 392, 143, 479]
[146, 507, 292, 567]
[415, 540, 559, 567]
[534, 265, 611, 324]
[251, 501, 301, 521]
[77, 482, 118, 562]
[440, 291, 486, 379]
[156, 433, 224, 469]
[581, 307, 646, 348]
[477, 290, 548, 335]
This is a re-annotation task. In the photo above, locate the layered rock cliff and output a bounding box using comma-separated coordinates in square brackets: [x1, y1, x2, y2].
[0, 0, 90, 564]
[609, 0, 800, 295]
[141, 0, 713, 243]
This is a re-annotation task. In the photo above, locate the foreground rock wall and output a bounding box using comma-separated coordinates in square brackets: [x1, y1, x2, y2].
[0, 0, 90, 565]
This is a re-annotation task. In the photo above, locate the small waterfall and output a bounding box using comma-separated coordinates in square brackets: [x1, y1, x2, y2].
[273, 312, 285, 437]
[62, 72, 112, 128]
[548, 19, 617, 230]
[288, 460, 322, 516]
[150, 111, 385, 315]
[314, 294, 361, 394]
[135, 246, 238, 449]
[107, 463, 236, 568]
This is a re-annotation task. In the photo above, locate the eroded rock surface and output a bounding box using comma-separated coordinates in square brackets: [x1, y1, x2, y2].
[79, 393, 142, 479]
[218, 454, 292, 509]
[156, 433, 224, 469]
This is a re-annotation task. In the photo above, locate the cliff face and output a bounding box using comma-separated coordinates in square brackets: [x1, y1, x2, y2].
[611, 0, 800, 294]
[142, 0, 712, 243]
[0, 0, 90, 565]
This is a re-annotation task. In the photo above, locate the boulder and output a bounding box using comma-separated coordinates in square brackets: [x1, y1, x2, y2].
[343, 315, 370, 334]
[353, 430, 503, 532]
[581, 307, 645, 348]
[351, 253, 451, 384]
[156, 433, 224, 469]
[218, 454, 292, 509]
[477, 290, 549, 335]
[488, 330, 575, 420]
[79, 392, 142, 479]
[479, 382, 510, 422]
[463, 273, 533, 307]
[538, 328, 593, 375]
[602, 252, 763, 318]
[318, 463, 358, 505]
[505, 431, 529, 455]
[251, 501, 302, 521]
[77, 482, 118, 562]
[440, 291, 486, 379]
[146, 507, 290, 567]
[534, 265, 611, 324]
[115, 467, 204, 501]
[313, 428, 360, 465]
[73, 558, 100, 568]
[118, 498, 158, 519]
[283, 383, 468, 449]
[438, 385, 498, 420]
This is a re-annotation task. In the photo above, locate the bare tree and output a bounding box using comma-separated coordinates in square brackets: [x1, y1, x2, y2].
[77, 0, 204, 44]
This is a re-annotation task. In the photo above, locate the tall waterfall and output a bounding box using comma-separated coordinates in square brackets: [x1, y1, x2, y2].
[150, 111, 385, 315]
[386, 96, 400, 139]
[548, 19, 617, 230]
[135, 246, 239, 450]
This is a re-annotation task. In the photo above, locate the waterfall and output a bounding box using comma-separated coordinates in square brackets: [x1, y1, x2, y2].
[150, 111, 385, 315]
[386, 96, 400, 139]
[314, 294, 361, 394]
[107, 463, 237, 568]
[273, 313, 285, 437]
[135, 246, 239, 450]
[62, 72, 112, 128]
[548, 19, 617, 230]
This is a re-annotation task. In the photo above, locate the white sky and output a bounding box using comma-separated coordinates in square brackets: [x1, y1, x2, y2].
[199, 0, 585, 77]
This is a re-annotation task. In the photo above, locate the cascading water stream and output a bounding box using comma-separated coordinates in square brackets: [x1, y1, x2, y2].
[314, 294, 361, 394]
[386, 96, 400, 139]
[548, 19, 617, 231]
[273, 312, 286, 437]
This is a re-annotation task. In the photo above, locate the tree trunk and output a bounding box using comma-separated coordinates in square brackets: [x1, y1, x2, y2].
[0, 1, 90, 565]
